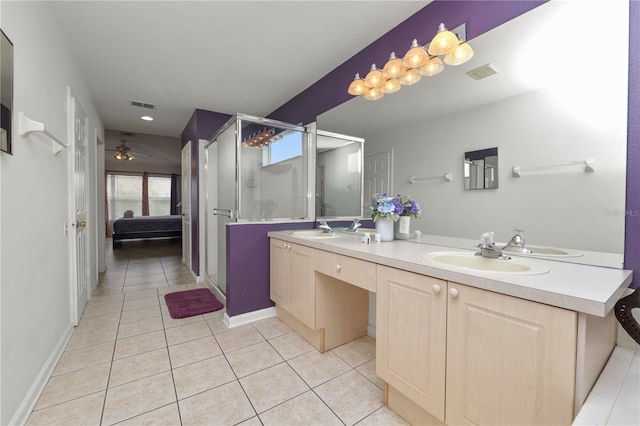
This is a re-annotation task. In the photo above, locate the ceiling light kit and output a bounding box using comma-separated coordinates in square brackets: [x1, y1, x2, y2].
[348, 23, 474, 101]
[114, 140, 135, 161]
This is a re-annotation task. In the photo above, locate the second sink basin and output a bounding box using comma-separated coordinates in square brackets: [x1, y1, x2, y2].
[292, 230, 340, 239]
[422, 251, 549, 275]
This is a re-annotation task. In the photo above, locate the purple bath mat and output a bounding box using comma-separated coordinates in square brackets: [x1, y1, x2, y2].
[164, 288, 223, 319]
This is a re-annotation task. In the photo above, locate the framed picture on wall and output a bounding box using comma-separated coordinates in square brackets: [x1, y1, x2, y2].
[1, 28, 14, 154]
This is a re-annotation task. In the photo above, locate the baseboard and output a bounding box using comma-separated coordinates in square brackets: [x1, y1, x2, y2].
[367, 324, 376, 338]
[9, 324, 74, 425]
[203, 282, 227, 306]
[224, 307, 276, 329]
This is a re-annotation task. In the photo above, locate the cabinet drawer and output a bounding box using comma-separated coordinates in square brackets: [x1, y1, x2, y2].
[314, 250, 376, 292]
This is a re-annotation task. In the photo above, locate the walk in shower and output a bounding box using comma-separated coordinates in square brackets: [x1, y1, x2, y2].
[204, 114, 311, 297]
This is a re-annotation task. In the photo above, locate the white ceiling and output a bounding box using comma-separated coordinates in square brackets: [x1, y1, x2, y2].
[48, 0, 430, 140]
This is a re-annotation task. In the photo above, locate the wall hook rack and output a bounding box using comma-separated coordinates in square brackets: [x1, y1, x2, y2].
[19, 112, 70, 155]
[512, 159, 595, 177]
[408, 172, 453, 184]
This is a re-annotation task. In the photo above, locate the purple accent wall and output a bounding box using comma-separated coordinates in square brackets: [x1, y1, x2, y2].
[624, 0, 639, 288]
[226, 222, 314, 316]
[226, 220, 374, 316]
[181, 109, 231, 276]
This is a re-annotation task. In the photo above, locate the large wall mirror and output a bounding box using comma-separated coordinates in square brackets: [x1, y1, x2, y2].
[317, 1, 628, 268]
[0, 29, 13, 154]
[316, 130, 364, 219]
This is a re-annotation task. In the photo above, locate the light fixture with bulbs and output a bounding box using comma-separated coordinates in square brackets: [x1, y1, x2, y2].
[242, 128, 285, 148]
[348, 23, 473, 101]
[114, 140, 135, 161]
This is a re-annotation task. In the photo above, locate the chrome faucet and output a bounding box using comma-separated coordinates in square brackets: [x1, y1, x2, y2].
[502, 229, 532, 254]
[348, 218, 362, 232]
[476, 231, 511, 260]
[318, 219, 335, 235]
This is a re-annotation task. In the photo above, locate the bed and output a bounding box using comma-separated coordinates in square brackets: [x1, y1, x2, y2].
[112, 215, 182, 248]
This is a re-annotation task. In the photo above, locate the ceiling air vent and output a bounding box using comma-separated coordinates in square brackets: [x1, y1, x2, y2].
[130, 100, 155, 110]
[466, 63, 499, 81]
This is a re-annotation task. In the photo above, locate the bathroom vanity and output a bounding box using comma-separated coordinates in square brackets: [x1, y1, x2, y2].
[268, 230, 632, 425]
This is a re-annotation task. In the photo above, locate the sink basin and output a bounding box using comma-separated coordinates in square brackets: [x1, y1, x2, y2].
[422, 251, 549, 275]
[291, 230, 340, 238]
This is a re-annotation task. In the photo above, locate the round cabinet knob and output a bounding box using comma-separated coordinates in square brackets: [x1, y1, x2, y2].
[432, 284, 441, 294]
[449, 288, 459, 298]
[336, 264, 342, 271]
[283, 243, 288, 249]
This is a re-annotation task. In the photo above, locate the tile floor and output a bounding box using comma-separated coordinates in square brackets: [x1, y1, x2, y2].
[26, 239, 408, 426]
[573, 346, 640, 426]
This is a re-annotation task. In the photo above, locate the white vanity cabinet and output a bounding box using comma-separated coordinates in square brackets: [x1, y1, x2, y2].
[269, 238, 315, 328]
[376, 265, 578, 425]
[270, 238, 369, 352]
[268, 233, 627, 425]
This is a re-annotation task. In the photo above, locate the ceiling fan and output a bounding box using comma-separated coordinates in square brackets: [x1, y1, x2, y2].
[106, 140, 150, 161]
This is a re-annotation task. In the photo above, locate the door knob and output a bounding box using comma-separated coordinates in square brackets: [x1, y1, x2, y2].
[449, 288, 459, 298]
[336, 264, 342, 271]
[432, 284, 441, 294]
[75, 221, 86, 228]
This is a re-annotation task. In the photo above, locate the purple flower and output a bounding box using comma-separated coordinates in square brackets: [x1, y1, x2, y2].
[393, 199, 404, 215]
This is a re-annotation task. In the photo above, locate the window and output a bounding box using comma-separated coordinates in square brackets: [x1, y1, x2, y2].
[148, 176, 172, 216]
[107, 174, 142, 218]
[263, 131, 302, 166]
[107, 173, 174, 219]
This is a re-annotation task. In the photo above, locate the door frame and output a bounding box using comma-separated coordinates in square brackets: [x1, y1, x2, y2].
[181, 141, 192, 271]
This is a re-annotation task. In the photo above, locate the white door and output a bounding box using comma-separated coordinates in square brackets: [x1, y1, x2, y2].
[69, 94, 89, 325]
[363, 149, 393, 216]
[181, 142, 192, 270]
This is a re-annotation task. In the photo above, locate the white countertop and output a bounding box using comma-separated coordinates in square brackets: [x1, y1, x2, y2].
[268, 230, 633, 317]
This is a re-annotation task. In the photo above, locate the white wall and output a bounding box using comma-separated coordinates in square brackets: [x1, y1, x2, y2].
[365, 85, 627, 253]
[0, 2, 103, 423]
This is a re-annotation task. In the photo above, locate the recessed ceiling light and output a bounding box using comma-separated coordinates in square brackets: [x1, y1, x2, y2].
[141, 115, 154, 121]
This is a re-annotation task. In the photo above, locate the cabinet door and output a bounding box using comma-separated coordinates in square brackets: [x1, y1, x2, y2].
[446, 282, 577, 426]
[376, 265, 447, 422]
[286, 243, 316, 329]
[269, 239, 288, 307]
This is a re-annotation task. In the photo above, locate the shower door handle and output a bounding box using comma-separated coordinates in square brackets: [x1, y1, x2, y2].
[213, 208, 235, 219]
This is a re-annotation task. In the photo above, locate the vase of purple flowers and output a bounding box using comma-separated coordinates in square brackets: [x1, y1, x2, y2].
[369, 193, 403, 241]
[393, 194, 421, 240]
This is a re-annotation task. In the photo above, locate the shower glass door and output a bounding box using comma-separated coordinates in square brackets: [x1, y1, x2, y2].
[205, 122, 237, 295]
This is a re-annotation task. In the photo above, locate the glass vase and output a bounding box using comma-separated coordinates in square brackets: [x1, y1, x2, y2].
[375, 218, 395, 242]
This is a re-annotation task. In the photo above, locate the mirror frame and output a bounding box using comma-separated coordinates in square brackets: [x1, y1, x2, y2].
[0, 28, 13, 155]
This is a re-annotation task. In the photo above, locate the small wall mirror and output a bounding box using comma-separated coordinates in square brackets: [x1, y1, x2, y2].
[0, 29, 13, 154]
[464, 147, 499, 190]
[316, 130, 364, 218]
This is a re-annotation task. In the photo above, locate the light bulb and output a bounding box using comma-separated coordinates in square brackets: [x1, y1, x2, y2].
[364, 64, 385, 88]
[399, 68, 422, 86]
[364, 86, 385, 101]
[428, 23, 459, 56]
[382, 52, 407, 79]
[444, 42, 474, 66]
[381, 78, 401, 94]
[402, 39, 428, 69]
[419, 56, 444, 76]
